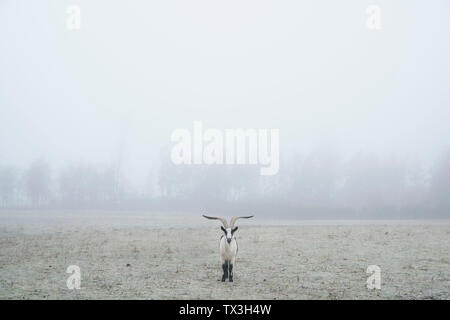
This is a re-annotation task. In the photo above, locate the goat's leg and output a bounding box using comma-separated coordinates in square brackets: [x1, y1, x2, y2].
[222, 262, 228, 282]
[228, 262, 233, 282]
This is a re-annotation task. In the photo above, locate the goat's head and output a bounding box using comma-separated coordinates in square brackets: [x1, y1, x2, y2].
[221, 226, 238, 243]
[202, 215, 254, 243]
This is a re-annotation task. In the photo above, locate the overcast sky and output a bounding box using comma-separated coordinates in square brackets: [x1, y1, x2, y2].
[1, 1, 449, 187]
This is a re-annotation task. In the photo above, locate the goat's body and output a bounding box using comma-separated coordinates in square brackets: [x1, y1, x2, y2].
[219, 235, 238, 264]
[219, 235, 238, 282]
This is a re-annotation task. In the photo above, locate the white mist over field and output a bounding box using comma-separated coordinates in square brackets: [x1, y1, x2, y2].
[0, 1, 449, 301]
[0, 1, 450, 218]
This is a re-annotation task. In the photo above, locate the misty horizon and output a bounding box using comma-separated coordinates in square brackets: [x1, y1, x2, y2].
[1, 1, 449, 218]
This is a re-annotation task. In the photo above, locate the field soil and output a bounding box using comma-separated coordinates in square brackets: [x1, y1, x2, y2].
[0, 211, 449, 299]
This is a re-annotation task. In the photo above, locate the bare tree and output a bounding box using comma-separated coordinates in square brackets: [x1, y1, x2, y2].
[431, 148, 450, 209]
[24, 159, 51, 207]
[0, 166, 16, 208]
[59, 163, 118, 208]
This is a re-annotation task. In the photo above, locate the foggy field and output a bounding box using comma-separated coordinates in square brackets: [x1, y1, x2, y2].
[2, 1, 450, 302]
[0, 211, 449, 299]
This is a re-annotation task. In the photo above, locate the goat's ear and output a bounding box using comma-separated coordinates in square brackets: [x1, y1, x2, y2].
[232, 226, 238, 233]
[221, 226, 226, 233]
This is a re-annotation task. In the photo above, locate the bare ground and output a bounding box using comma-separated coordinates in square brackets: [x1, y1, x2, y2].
[0, 211, 449, 299]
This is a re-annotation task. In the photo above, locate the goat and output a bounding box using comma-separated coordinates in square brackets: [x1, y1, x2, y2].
[202, 214, 254, 282]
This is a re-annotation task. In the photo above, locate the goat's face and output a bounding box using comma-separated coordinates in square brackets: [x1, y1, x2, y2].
[221, 226, 238, 243]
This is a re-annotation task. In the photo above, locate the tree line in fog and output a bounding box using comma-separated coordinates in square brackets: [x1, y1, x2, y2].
[0, 147, 449, 218]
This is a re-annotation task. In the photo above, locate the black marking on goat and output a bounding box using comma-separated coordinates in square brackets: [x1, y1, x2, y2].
[222, 263, 228, 281]
[229, 263, 233, 282]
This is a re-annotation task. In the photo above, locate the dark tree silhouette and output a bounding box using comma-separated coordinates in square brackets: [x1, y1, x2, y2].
[431, 148, 450, 209]
[59, 164, 118, 208]
[0, 166, 16, 207]
[24, 159, 51, 207]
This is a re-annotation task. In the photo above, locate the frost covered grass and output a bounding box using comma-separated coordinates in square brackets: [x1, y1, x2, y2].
[0, 211, 448, 299]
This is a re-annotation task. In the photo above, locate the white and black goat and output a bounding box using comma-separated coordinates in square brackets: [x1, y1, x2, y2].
[202, 214, 254, 282]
